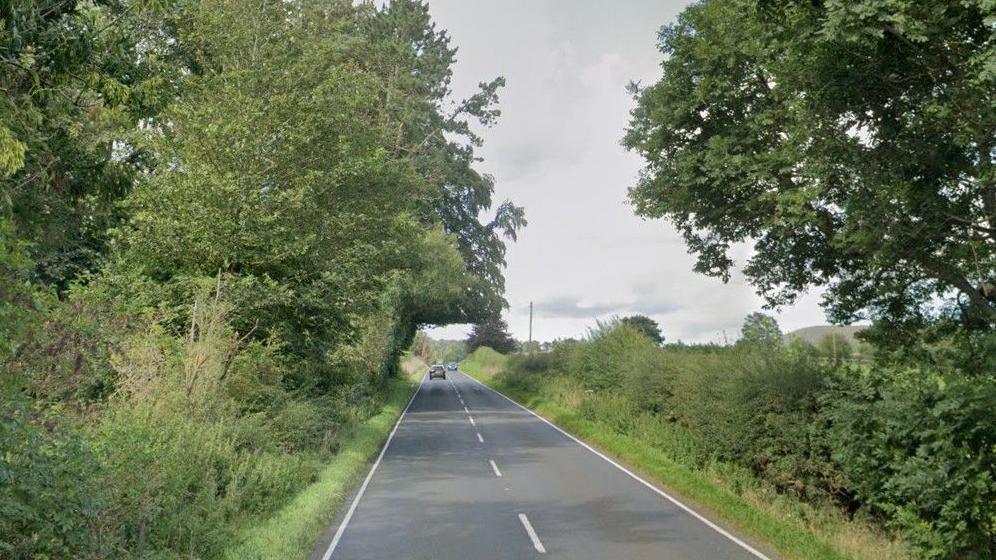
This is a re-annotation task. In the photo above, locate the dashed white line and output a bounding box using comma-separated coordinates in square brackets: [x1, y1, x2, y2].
[518, 513, 546, 554]
[476, 432, 484, 443]
[489, 459, 503, 478]
[459, 371, 771, 560]
[468, 416, 476, 427]
[463, 405, 470, 413]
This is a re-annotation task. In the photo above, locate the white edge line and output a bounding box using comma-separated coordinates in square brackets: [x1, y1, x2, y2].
[459, 372, 772, 560]
[518, 513, 546, 554]
[477, 432, 484, 443]
[322, 374, 425, 560]
[489, 458, 503, 477]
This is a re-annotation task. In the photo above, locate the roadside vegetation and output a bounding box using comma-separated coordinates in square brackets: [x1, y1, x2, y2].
[602, 0, 994, 558]
[223, 359, 423, 560]
[466, 312, 995, 559]
[460, 346, 510, 379]
[0, 1, 520, 558]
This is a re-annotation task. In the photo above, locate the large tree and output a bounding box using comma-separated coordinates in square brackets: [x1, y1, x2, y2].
[359, 0, 526, 323]
[738, 312, 782, 348]
[466, 317, 517, 353]
[625, 0, 996, 330]
[0, 0, 177, 289]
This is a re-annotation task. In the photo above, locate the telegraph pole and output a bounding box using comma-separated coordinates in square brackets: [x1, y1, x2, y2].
[528, 301, 533, 346]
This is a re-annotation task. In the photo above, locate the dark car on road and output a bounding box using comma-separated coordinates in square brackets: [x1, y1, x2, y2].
[428, 364, 446, 380]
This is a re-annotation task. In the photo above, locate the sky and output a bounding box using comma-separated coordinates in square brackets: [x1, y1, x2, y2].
[423, 0, 830, 344]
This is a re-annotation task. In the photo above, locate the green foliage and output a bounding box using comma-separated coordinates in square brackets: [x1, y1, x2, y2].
[825, 373, 996, 558]
[493, 317, 996, 558]
[624, 0, 996, 329]
[485, 338, 909, 560]
[572, 320, 659, 390]
[817, 334, 854, 366]
[619, 314, 664, 344]
[466, 317, 518, 353]
[222, 378, 416, 560]
[739, 312, 783, 348]
[0, 1, 523, 558]
[0, 403, 102, 558]
[460, 346, 509, 378]
[0, 0, 177, 289]
[426, 338, 469, 364]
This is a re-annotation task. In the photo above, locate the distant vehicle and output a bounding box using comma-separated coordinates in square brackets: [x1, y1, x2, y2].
[447, 362, 458, 371]
[428, 364, 446, 380]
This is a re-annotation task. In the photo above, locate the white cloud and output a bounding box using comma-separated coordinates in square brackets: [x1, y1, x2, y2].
[424, 0, 829, 344]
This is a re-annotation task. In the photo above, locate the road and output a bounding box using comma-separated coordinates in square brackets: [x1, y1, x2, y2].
[314, 369, 769, 560]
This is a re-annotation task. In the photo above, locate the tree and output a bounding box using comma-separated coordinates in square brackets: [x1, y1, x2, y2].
[624, 0, 996, 330]
[818, 333, 853, 366]
[739, 312, 782, 348]
[619, 315, 664, 345]
[466, 317, 517, 353]
[0, 0, 179, 290]
[360, 0, 526, 324]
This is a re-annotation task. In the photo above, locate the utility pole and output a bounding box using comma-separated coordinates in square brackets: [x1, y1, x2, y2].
[528, 301, 533, 346]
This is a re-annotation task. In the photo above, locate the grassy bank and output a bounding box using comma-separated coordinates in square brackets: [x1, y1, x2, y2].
[459, 346, 508, 378]
[223, 362, 423, 560]
[460, 347, 908, 560]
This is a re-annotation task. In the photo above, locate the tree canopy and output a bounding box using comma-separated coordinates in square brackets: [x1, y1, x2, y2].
[739, 312, 783, 348]
[1, 3, 525, 554]
[619, 314, 664, 345]
[466, 317, 518, 353]
[625, 0, 996, 332]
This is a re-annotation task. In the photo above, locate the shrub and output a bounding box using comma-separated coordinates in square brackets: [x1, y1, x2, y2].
[825, 372, 996, 558]
[0, 403, 103, 559]
[571, 322, 658, 390]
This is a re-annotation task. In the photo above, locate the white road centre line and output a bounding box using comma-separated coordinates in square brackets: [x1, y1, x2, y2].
[463, 405, 470, 413]
[468, 415, 476, 427]
[518, 513, 546, 554]
[457, 371, 772, 560]
[476, 432, 484, 443]
[489, 459, 503, 478]
[321, 374, 426, 560]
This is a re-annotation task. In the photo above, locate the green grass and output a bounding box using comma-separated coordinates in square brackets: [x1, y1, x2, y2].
[460, 346, 508, 378]
[461, 352, 908, 560]
[223, 373, 419, 560]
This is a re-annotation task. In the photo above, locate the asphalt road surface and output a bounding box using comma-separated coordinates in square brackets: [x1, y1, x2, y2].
[314, 369, 769, 560]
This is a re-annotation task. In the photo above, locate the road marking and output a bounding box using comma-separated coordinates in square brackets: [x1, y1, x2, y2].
[468, 416, 476, 427]
[489, 459, 503, 477]
[463, 405, 470, 413]
[476, 432, 484, 443]
[518, 513, 546, 554]
[321, 374, 426, 560]
[457, 372, 772, 560]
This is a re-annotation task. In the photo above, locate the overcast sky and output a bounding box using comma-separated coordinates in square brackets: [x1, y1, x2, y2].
[423, 0, 829, 344]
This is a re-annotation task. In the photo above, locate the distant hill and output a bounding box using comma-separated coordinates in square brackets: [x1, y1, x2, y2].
[784, 325, 867, 346]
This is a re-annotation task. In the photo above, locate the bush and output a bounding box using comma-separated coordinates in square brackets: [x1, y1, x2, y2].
[825, 372, 996, 558]
[571, 322, 658, 390]
[0, 403, 103, 559]
[496, 318, 996, 558]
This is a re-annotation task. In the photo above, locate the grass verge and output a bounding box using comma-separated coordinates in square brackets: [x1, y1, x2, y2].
[459, 346, 507, 378]
[223, 368, 420, 560]
[460, 352, 905, 560]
